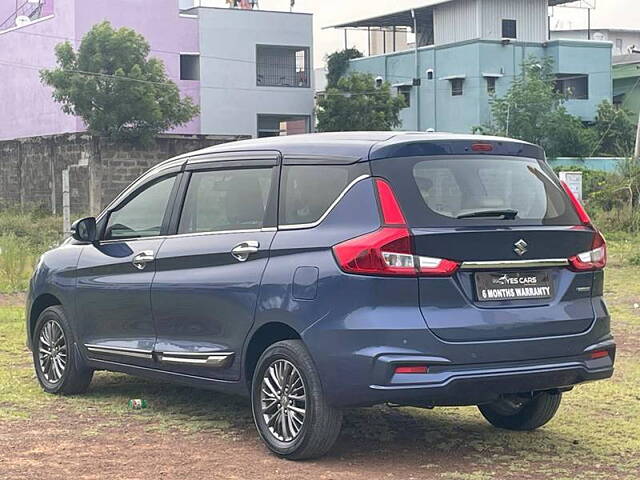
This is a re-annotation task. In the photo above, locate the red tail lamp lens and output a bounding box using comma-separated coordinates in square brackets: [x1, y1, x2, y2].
[590, 350, 609, 360]
[375, 179, 406, 225]
[332, 178, 459, 277]
[395, 365, 429, 374]
[561, 181, 591, 225]
[568, 230, 607, 271]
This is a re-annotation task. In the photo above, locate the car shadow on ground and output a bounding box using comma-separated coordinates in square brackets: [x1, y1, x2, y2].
[83, 371, 582, 465]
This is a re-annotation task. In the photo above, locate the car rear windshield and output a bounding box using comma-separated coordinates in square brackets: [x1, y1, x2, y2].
[372, 156, 580, 227]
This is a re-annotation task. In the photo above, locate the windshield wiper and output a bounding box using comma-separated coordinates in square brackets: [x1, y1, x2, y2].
[456, 209, 518, 220]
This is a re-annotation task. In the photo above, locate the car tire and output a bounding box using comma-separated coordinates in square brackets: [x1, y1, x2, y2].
[32, 305, 93, 395]
[251, 339, 343, 460]
[478, 392, 562, 431]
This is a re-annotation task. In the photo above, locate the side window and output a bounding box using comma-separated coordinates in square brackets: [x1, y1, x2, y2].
[105, 175, 177, 240]
[280, 165, 355, 226]
[178, 168, 273, 234]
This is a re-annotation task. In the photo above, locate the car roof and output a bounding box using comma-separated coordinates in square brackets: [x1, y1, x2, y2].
[160, 131, 541, 169]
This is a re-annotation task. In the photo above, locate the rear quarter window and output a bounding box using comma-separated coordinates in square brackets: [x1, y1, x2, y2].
[280, 164, 368, 226]
[373, 156, 580, 227]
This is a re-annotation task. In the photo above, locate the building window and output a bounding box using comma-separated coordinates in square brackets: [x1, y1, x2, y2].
[257, 115, 310, 138]
[502, 19, 517, 39]
[256, 45, 310, 88]
[180, 54, 200, 81]
[397, 86, 411, 107]
[486, 77, 497, 95]
[451, 78, 464, 96]
[427, 69, 434, 80]
[555, 74, 589, 100]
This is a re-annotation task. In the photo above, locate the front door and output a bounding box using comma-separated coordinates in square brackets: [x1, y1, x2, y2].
[76, 173, 179, 367]
[151, 156, 279, 380]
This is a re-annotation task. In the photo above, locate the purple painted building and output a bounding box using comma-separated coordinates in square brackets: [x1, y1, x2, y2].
[0, 0, 314, 140]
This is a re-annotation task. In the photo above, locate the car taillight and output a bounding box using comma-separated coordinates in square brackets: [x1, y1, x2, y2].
[332, 179, 460, 277]
[569, 230, 607, 271]
[560, 181, 607, 271]
[561, 181, 591, 225]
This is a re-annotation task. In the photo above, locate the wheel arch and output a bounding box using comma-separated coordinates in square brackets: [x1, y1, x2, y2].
[244, 322, 301, 387]
[29, 293, 63, 343]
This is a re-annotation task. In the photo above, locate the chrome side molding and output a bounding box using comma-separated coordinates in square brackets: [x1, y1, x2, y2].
[158, 351, 234, 368]
[460, 259, 570, 270]
[85, 344, 153, 360]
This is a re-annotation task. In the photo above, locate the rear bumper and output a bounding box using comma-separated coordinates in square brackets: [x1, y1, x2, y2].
[367, 352, 615, 407]
[303, 306, 616, 407]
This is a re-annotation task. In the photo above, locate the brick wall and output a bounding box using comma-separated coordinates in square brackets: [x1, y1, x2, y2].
[0, 133, 247, 217]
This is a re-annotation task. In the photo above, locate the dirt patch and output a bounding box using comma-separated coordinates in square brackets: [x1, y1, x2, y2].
[0, 292, 25, 308]
[0, 407, 466, 480]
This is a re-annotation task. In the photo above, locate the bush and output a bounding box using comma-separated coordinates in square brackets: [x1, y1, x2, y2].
[0, 209, 63, 293]
[552, 165, 640, 233]
[0, 234, 33, 292]
[0, 208, 62, 252]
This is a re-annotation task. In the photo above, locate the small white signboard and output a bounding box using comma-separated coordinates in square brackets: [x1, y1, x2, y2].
[559, 171, 583, 202]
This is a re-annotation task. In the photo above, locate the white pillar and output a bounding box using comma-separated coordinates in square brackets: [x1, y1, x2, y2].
[62, 169, 70, 235]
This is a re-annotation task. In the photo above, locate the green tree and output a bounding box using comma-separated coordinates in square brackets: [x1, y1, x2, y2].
[476, 57, 593, 158]
[326, 48, 363, 87]
[41, 21, 198, 144]
[591, 100, 637, 157]
[317, 72, 405, 132]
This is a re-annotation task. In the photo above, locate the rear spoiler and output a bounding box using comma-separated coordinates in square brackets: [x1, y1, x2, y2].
[369, 140, 545, 161]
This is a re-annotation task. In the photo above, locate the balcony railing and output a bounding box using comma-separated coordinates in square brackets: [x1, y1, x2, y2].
[0, 0, 45, 32]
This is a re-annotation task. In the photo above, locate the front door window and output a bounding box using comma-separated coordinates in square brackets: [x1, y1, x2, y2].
[105, 175, 176, 240]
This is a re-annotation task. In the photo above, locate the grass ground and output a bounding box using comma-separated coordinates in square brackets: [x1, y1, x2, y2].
[0, 237, 638, 479]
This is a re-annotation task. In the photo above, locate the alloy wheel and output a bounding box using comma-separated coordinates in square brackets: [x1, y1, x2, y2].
[260, 359, 306, 442]
[38, 319, 67, 384]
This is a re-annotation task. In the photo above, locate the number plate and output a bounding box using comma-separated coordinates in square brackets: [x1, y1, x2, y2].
[475, 270, 553, 302]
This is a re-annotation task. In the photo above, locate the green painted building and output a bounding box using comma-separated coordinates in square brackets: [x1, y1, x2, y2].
[613, 54, 640, 118]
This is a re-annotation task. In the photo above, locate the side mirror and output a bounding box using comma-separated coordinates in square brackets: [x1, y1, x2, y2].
[71, 217, 97, 243]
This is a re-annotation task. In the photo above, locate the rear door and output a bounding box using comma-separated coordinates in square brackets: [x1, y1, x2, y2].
[150, 153, 279, 380]
[372, 152, 597, 342]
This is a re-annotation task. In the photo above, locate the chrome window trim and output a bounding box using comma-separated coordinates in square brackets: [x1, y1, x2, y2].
[187, 150, 280, 165]
[85, 344, 153, 360]
[97, 227, 277, 245]
[279, 174, 371, 231]
[460, 259, 569, 270]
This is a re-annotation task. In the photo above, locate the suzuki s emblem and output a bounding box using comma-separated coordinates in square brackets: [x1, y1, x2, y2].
[514, 239, 528, 256]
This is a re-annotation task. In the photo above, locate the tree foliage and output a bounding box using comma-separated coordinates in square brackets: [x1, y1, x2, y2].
[476, 57, 593, 158]
[326, 48, 363, 87]
[41, 21, 199, 144]
[592, 100, 637, 158]
[316, 72, 406, 132]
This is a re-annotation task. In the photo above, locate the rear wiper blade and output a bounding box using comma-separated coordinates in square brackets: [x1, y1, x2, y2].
[456, 209, 518, 220]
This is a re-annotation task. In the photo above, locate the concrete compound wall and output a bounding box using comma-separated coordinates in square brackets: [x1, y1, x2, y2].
[0, 133, 246, 218]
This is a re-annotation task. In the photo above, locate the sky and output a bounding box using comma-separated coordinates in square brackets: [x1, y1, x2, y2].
[203, 0, 640, 67]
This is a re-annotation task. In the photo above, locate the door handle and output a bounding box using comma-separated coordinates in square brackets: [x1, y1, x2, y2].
[132, 250, 154, 270]
[231, 241, 259, 262]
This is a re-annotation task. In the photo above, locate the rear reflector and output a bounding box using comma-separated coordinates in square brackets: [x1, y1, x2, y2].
[568, 230, 607, 271]
[590, 350, 609, 360]
[471, 143, 494, 152]
[395, 365, 428, 374]
[561, 181, 591, 225]
[332, 179, 460, 277]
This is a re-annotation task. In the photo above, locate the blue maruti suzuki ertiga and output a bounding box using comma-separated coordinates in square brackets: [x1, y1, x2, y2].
[27, 132, 615, 459]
